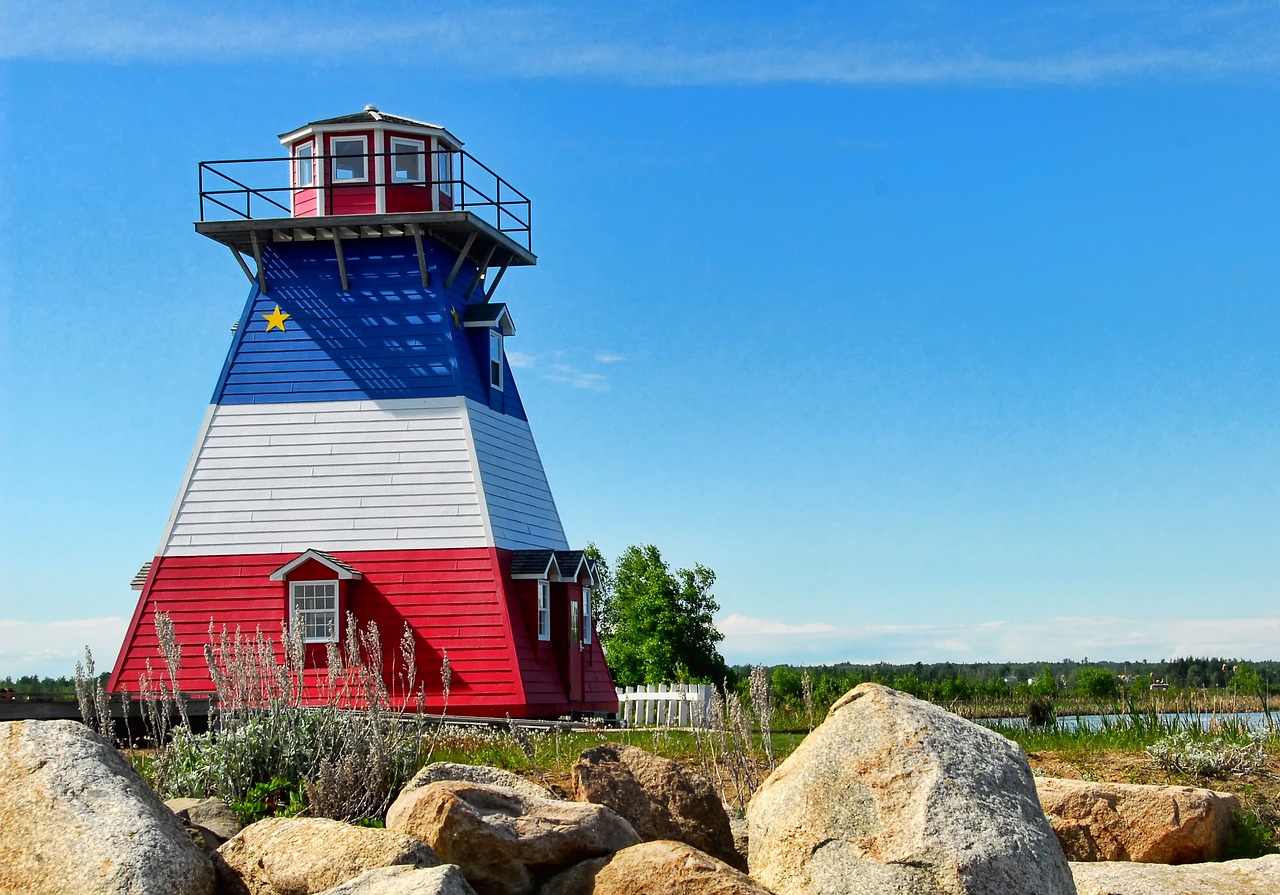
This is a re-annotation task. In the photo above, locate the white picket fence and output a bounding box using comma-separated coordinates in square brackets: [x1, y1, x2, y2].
[615, 683, 714, 727]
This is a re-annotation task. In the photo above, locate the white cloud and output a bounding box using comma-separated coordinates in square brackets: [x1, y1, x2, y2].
[718, 614, 1280, 666]
[3, 3, 1279, 86]
[719, 613, 836, 636]
[545, 363, 610, 391]
[594, 352, 628, 364]
[505, 350, 536, 369]
[0, 617, 128, 679]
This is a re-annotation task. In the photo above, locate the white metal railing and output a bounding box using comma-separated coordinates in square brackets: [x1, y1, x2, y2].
[615, 683, 713, 727]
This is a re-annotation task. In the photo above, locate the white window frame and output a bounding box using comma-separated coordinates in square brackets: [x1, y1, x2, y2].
[490, 330, 504, 392]
[434, 146, 454, 197]
[291, 580, 339, 643]
[390, 137, 426, 185]
[330, 135, 369, 183]
[537, 579, 551, 641]
[582, 587, 592, 644]
[570, 599, 580, 644]
[294, 141, 315, 187]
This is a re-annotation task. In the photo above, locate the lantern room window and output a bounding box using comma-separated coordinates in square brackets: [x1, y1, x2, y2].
[537, 579, 551, 641]
[293, 580, 339, 642]
[295, 143, 315, 187]
[331, 136, 368, 182]
[490, 330, 504, 392]
[435, 149, 453, 197]
[391, 138, 426, 184]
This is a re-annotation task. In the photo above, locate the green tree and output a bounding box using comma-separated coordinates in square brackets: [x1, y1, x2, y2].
[1030, 665, 1058, 698]
[1231, 664, 1268, 711]
[1076, 667, 1120, 700]
[592, 543, 728, 687]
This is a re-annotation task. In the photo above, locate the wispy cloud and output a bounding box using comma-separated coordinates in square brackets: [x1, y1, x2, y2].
[0, 617, 129, 679]
[545, 363, 610, 391]
[594, 352, 628, 364]
[720, 614, 836, 636]
[719, 613, 1280, 665]
[4, 2, 1279, 86]
[506, 350, 537, 370]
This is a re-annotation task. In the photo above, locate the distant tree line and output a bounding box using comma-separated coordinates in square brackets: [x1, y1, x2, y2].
[0, 675, 84, 694]
[731, 657, 1280, 716]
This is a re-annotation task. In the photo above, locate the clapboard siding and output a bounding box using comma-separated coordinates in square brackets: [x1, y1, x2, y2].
[467, 401, 568, 551]
[213, 238, 527, 420]
[110, 548, 551, 714]
[161, 398, 491, 556]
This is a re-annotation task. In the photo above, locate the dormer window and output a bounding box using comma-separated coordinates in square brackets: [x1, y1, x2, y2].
[489, 330, 504, 391]
[269, 549, 362, 645]
[391, 137, 425, 184]
[331, 136, 368, 182]
[295, 143, 315, 187]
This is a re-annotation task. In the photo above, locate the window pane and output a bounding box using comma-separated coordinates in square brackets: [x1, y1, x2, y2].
[490, 331, 503, 390]
[297, 145, 314, 187]
[435, 151, 453, 196]
[392, 140, 423, 183]
[332, 139, 367, 181]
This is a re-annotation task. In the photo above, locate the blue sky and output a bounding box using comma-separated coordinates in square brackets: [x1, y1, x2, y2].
[2, 1, 1278, 678]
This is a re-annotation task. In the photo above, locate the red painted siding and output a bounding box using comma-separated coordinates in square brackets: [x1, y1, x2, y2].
[110, 548, 540, 716]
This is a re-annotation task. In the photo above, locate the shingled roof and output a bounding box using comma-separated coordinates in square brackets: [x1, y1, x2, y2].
[279, 106, 463, 149]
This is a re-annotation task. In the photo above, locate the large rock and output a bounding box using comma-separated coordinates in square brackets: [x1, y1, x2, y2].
[0, 719, 214, 895]
[386, 780, 641, 895]
[1071, 854, 1280, 894]
[217, 817, 440, 895]
[747, 683, 1075, 895]
[571, 744, 743, 870]
[540, 840, 775, 895]
[314, 864, 477, 895]
[402, 761, 553, 801]
[1036, 777, 1239, 863]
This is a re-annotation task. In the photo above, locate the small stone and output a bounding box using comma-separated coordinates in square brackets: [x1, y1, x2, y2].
[401, 761, 553, 801]
[541, 840, 774, 895]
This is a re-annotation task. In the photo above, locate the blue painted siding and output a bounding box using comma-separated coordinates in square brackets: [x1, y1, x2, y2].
[212, 237, 526, 420]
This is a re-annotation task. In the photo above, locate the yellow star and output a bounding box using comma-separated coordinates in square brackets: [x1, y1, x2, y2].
[263, 304, 291, 332]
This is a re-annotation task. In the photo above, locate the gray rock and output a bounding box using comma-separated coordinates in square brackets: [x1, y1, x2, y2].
[217, 817, 440, 895]
[1071, 854, 1280, 894]
[747, 683, 1075, 895]
[167, 796, 242, 850]
[315, 865, 478, 895]
[386, 780, 641, 895]
[571, 744, 743, 870]
[0, 719, 215, 895]
[402, 762, 554, 801]
[1036, 777, 1239, 863]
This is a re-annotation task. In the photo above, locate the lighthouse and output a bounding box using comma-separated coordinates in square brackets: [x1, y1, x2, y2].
[109, 108, 618, 718]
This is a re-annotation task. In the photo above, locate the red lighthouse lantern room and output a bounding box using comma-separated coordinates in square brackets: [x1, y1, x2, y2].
[282, 105, 458, 217]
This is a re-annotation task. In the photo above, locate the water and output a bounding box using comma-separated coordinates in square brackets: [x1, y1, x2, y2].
[981, 711, 1275, 733]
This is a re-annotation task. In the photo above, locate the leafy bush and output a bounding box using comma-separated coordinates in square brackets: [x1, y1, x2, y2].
[1076, 668, 1120, 700]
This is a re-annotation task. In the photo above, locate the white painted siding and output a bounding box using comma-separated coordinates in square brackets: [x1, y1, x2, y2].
[466, 401, 568, 550]
[161, 398, 489, 556]
[159, 396, 568, 556]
